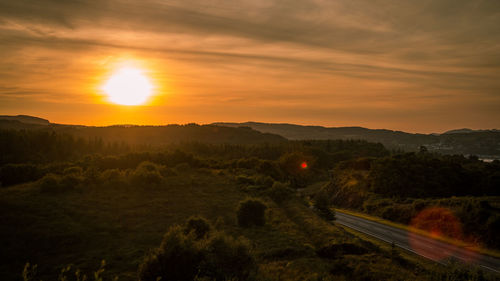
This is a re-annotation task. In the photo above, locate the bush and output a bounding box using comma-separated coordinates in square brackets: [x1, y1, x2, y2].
[184, 216, 211, 239]
[159, 166, 177, 177]
[99, 169, 127, 186]
[38, 174, 64, 193]
[237, 199, 267, 227]
[313, 190, 335, 220]
[63, 166, 83, 175]
[37, 173, 81, 193]
[59, 173, 83, 190]
[236, 175, 254, 185]
[138, 222, 256, 281]
[175, 163, 191, 174]
[254, 175, 274, 188]
[131, 161, 163, 186]
[199, 233, 255, 281]
[236, 157, 260, 169]
[432, 258, 488, 281]
[139, 226, 203, 281]
[267, 181, 293, 203]
[257, 160, 283, 181]
[83, 167, 99, 184]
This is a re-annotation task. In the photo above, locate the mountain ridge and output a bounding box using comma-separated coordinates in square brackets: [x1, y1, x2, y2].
[0, 115, 50, 125]
[1, 116, 499, 156]
[2, 115, 498, 135]
[213, 122, 500, 157]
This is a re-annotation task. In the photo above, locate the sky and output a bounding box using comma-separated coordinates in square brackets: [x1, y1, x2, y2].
[0, 0, 499, 133]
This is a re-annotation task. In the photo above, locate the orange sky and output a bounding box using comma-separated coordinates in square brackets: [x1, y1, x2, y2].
[1, 0, 499, 133]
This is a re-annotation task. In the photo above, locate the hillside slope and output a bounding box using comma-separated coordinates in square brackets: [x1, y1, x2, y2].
[0, 168, 456, 281]
[0, 115, 50, 125]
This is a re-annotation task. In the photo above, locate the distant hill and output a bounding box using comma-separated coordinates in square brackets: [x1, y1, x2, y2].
[443, 128, 500, 134]
[213, 122, 435, 148]
[56, 124, 286, 145]
[0, 115, 49, 125]
[0, 118, 286, 146]
[216, 121, 428, 137]
[214, 122, 500, 157]
[1, 116, 498, 156]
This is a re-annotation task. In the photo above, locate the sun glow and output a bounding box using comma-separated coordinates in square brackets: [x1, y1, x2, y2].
[102, 66, 154, 106]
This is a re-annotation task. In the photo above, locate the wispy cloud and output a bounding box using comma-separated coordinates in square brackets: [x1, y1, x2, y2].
[0, 0, 499, 132]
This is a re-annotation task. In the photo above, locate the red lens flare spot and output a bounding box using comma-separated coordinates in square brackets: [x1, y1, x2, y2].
[408, 207, 478, 263]
[429, 229, 442, 238]
[411, 207, 462, 241]
[300, 162, 308, 169]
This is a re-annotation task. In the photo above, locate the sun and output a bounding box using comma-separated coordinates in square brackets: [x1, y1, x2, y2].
[102, 66, 154, 106]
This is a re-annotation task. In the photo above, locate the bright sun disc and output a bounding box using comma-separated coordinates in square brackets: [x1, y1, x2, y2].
[102, 67, 153, 106]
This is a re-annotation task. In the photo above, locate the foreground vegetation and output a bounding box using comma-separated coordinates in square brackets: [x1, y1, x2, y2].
[0, 128, 498, 280]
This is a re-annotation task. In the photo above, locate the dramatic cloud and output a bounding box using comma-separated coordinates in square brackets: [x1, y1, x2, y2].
[0, 0, 499, 132]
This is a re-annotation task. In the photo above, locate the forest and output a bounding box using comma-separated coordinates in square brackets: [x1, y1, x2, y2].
[0, 127, 498, 280]
[325, 152, 500, 249]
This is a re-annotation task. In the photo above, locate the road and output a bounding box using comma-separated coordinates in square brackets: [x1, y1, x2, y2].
[335, 211, 500, 274]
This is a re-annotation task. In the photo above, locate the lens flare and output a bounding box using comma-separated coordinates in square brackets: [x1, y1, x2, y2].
[408, 206, 478, 263]
[410, 207, 462, 241]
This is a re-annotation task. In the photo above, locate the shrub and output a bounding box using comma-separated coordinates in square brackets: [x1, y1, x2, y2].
[159, 166, 177, 177]
[131, 161, 164, 185]
[199, 233, 255, 281]
[63, 166, 83, 175]
[175, 163, 191, 174]
[59, 173, 83, 190]
[257, 160, 283, 181]
[38, 174, 62, 193]
[236, 157, 260, 169]
[237, 198, 267, 227]
[83, 167, 99, 184]
[236, 175, 254, 185]
[313, 190, 335, 220]
[139, 226, 203, 281]
[184, 216, 211, 239]
[138, 222, 256, 281]
[99, 169, 126, 186]
[38, 173, 81, 193]
[432, 258, 488, 281]
[267, 181, 293, 203]
[254, 175, 274, 188]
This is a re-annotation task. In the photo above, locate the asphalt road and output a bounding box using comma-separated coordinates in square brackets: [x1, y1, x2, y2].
[335, 211, 500, 274]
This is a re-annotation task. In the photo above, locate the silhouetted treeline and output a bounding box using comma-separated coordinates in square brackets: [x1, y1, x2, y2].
[0, 121, 288, 146]
[0, 128, 388, 188]
[0, 129, 130, 165]
[368, 152, 500, 198]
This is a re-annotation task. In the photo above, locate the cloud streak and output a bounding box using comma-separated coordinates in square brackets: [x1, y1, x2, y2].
[0, 0, 499, 132]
